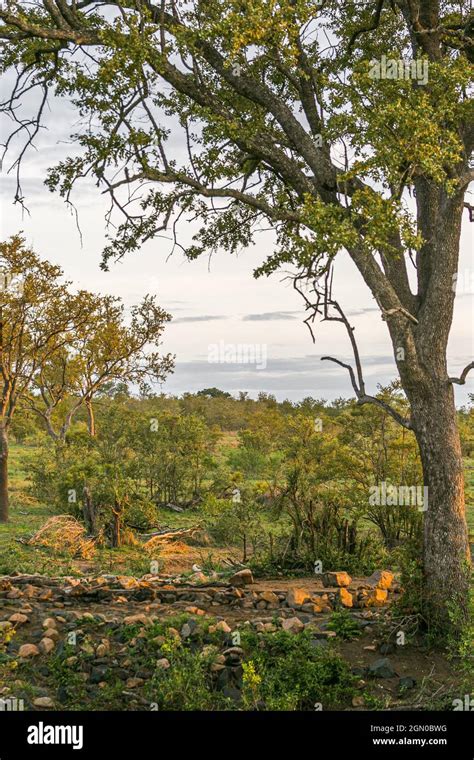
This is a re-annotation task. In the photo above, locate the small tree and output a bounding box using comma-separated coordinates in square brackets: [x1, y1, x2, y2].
[28, 293, 174, 440]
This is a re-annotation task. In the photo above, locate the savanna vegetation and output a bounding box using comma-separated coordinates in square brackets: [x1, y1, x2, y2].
[0, 0, 472, 717]
[0, 238, 472, 713]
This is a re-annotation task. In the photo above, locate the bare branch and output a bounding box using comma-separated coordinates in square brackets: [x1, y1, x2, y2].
[449, 361, 474, 385]
[293, 268, 412, 430]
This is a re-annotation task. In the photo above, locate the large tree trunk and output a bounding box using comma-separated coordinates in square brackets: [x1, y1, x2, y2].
[396, 188, 471, 631]
[0, 424, 8, 523]
[408, 383, 470, 630]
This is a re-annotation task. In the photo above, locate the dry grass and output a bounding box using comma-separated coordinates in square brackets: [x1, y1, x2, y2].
[28, 515, 97, 560]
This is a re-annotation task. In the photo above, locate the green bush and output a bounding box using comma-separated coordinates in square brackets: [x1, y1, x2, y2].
[327, 610, 362, 640]
[240, 629, 357, 710]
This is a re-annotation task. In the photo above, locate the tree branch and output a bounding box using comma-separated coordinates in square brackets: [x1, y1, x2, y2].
[449, 361, 474, 385]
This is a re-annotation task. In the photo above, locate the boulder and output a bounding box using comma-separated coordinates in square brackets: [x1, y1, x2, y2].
[229, 569, 254, 587]
[39, 637, 55, 655]
[44, 628, 60, 641]
[323, 571, 352, 588]
[368, 588, 388, 607]
[281, 617, 304, 634]
[18, 644, 40, 658]
[399, 676, 417, 691]
[339, 588, 353, 608]
[286, 588, 311, 608]
[368, 658, 396, 679]
[215, 620, 232, 634]
[123, 614, 152, 626]
[369, 570, 394, 590]
[42, 617, 57, 629]
[184, 606, 206, 616]
[33, 696, 55, 708]
[258, 591, 279, 606]
[9, 613, 29, 626]
[117, 576, 140, 589]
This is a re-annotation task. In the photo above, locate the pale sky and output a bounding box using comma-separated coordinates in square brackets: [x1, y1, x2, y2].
[1, 93, 473, 404]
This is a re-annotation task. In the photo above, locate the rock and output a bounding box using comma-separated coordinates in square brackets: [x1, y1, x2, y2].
[368, 588, 388, 606]
[352, 695, 365, 707]
[96, 643, 109, 657]
[44, 628, 60, 641]
[42, 617, 57, 629]
[33, 696, 55, 708]
[312, 630, 337, 640]
[39, 637, 55, 655]
[363, 645, 377, 652]
[184, 606, 205, 616]
[258, 591, 279, 606]
[7, 588, 23, 599]
[181, 623, 193, 639]
[9, 613, 29, 626]
[399, 676, 417, 691]
[379, 642, 395, 655]
[156, 658, 170, 670]
[78, 613, 95, 622]
[323, 571, 352, 588]
[286, 588, 311, 608]
[369, 570, 394, 590]
[228, 569, 254, 587]
[125, 677, 144, 688]
[191, 572, 207, 582]
[117, 576, 139, 589]
[339, 588, 353, 608]
[123, 614, 151, 626]
[90, 666, 109, 684]
[221, 685, 242, 702]
[281, 617, 304, 634]
[352, 666, 369, 677]
[215, 620, 231, 634]
[18, 644, 40, 658]
[368, 658, 396, 679]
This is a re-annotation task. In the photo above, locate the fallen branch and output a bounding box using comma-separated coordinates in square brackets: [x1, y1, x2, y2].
[139, 526, 201, 541]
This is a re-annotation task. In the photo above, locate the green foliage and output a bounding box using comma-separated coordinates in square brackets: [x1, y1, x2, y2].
[145, 642, 228, 711]
[327, 610, 362, 640]
[239, 629, 357, 710]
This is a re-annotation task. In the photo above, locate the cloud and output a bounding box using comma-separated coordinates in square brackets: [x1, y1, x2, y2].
[346, 306, 380, 317]
[171, 314, 227, 324]
[242, 310, 299, 321]
[160, 352, 400, 400]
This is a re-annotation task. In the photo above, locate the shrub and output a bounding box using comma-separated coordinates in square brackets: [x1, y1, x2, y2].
[240, 629, 357, 710]
[327, 610, 362, 640]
